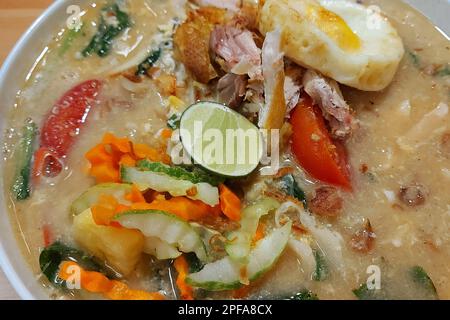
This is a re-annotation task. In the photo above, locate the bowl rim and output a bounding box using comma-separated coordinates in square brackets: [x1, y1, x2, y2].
[0, 0, 70, 300]
[0, 0, 449, 300]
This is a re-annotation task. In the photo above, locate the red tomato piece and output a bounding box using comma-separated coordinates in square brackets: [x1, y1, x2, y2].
[40, 79, 102, 158]
[33, 79, 102, 180]
[290, 96, 352, 190]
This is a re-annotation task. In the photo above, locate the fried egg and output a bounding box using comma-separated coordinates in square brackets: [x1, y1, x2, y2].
[259, 0, 405, 91]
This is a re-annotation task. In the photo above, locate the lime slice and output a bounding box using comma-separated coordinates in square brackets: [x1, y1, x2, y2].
[179, 101, 263, 177]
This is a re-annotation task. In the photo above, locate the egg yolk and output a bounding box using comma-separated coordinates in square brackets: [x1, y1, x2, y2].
[306, 4, 361, 52]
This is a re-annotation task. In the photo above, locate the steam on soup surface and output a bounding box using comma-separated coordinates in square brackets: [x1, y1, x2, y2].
[2, 0, 449, 300]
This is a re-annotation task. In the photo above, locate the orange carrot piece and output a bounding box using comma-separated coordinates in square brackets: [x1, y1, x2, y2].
[85, 144, 111, 165]
[105, 280, 165, 300]
[133, 143, 160, 161]
[59, 261, 164, 300]
[130, 197, 214, 221]
[219, 184, 242, 221]
[81, 270, 113, 293]
[174, 256, 194, 300]
[160, 128, 173, 139]
[253, 222, 265, 244]
[58, 261, 79, 282]
[91, 194, 120, 226]
[119, 154, 136, 167]
[114, 204, 131, 215]
[89, 162, 120, 183]
[86, 133, 172, 183]
[125, 185, 146, 203]
[102, 133, 132, 153]
[232, 285, 252, 299]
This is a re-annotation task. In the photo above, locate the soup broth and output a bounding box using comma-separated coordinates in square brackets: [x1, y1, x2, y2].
[2, 0, 449, 300]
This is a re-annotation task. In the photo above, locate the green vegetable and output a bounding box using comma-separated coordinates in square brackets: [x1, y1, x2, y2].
[184, 252, 203, 273]
[70, 183, 132, 216]
[82, 3, 130, 57]
[280, 174, 307, 209]
[39, 242, 113, 286]
[136, 48, 161, 76]
[225, 198, 280, 263]
[114, 210, 208, 262]
[59, 24, 84, 56]
[410, 266, 438, 298]
[435, 65, 450, 77]
[190, 222, 226, 261]
[312, 250, 329, 281]
[186, 222, 292, 291]
[121, 165, 219, 206]
[137, 160, 224, 186]
[167, 113, 181, 130]
[407, 49, 421, 68]
[282, 290, 319, 300]
[352, 283, 386, 300]
[353, 266, 438, 300]
[11, 119, 37, 201]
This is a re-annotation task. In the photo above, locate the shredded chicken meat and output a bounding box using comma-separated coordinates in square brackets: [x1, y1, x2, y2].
[303, 70, 356, 139]
[217, 73, 247, 108]
[210, 24, 262, 80]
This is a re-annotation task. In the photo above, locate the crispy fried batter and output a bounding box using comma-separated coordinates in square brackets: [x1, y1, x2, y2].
[174, 8, 226, 84]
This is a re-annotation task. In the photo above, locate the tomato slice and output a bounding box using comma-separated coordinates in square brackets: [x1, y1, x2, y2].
[40, 79, 102, 157]
[290, 96, 351, 189]
[34, 79, 102, 179]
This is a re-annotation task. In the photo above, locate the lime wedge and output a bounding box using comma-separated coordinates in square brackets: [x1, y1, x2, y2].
[179, 101, 263, 177]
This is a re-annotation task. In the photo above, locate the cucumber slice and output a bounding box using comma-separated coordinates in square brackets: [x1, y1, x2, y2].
[190, 222, 226, 261]
[121, 166, 219, 206]
[225, 198, 280, 263]
[114, 210, 208, 262]
[179, 101, 263, 178]
[143, 237, 181, 260]
[70, 183, 132, 216]
[187, 222, 292, 291]
[137, 160, 225, 186]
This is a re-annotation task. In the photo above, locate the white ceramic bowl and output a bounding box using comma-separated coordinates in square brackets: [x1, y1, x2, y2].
[0, 0, 449, 300]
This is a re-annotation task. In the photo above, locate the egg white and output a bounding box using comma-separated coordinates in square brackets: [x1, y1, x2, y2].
[259, 0, 405, 91]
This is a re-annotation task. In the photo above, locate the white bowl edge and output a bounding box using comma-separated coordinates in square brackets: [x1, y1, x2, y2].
[0, 0, 83, 300]
[0, 0, 448, 300]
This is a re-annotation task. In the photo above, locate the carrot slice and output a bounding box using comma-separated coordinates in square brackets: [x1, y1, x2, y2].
[86, 133, 172, 183]
[174, 256, 194, 300]
[91, 194, 121, 226]
[160, 128, 173, 139]
[125, 185, 146, 203]
[102, 133, 132, 153]
[130, 197, 215, 221]
[252, 222, 265, 244]
[132, 143, 160, 161]
[59, 261, 164, 300]
[89, 162, 120, 183]
[219, 184, 241, 221]
[119, 154, 136, 167]
[85, 144, 111, 165]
